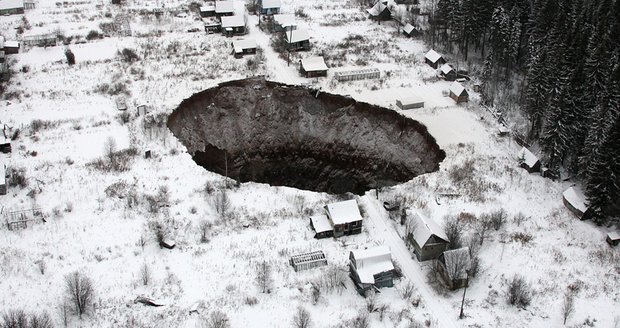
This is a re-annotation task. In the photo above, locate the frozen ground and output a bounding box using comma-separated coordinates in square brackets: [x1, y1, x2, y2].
[0, 0, 619, 327]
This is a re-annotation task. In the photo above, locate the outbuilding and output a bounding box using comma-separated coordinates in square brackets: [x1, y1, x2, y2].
[285, 28, 310, 51]
[562, 186, 594, 220]
[273, 14, 296, 32]
[424, 49, 445, 69]
[449, 82, 468, 103]
[0, 162, 7, 195]
[215, 0, 234, 17]
[607, 232, 620, 247]
[407, 210, 449, 261]
[290, 251, 327, 272]
[231, 38, 256, 58]
[403, 23, 421, 37]
[366, 2, 391, 21]
[349, 246, 395, 295]
[258, 0, 280, 15]
[4, 40, 19, 54]
[0, 0, 24, 15]
[440, 63, 457, 81]
[437, 247, 471, 290]
[396, 96, 424, 110]
[310, 214, 333, 239]
[299, 56, 328, 78]
[334, 68, 380, 82]
[324, 199, 362, 237]
[517, 147, 541, 173]
[199, 4, 216, 17]
[1, 127, 11, 153]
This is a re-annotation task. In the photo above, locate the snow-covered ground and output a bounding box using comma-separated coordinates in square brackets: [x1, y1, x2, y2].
[1, 0, 619, 327]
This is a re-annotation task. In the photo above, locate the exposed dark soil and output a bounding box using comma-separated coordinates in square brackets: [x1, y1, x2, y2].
[167, 78, 445, 194]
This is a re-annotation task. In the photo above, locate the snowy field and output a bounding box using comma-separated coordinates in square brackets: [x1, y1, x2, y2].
[0, 0, 619, 327]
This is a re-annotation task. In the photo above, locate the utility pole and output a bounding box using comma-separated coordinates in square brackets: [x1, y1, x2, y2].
[459, 273, 469, 319]
[287, 23, 293, 66]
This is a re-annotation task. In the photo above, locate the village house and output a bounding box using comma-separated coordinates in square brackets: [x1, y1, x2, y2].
[517, 147, 541, 173]
[299, 56, 328, 78]
[396, 95, 424, 110]
[285, 28, 310, 51]
[273, 14, 296, 32]
[257, 0, 280, 15]
[290, 250, 327, 272]
[310, 214, 333, 239]
[349, 246, 395, 295]
[366, 1, 391, 21]
[0, 0, 24, 15]
[0, 162, 7, 195]
[437, 247, 471, 290]
[424, 49, 445, 69]
[407, 210, 449, 261]
[325, 199, 363, 237]
[4, 40, 19, 55]
[607, 232, 620, 247]
[231, 38, 256, 58]
[203, 17, 221, 34]
[449, 81, 468, 103]
[440, 63, 457, 81]
[562, 186, 594, 220]
[199, 4, 216, 17]
[215, 0, 234, 18]
[403, 23, 421, 37]
[221, 15, 246, 36]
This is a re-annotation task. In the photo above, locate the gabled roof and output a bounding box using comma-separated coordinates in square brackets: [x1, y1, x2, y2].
[517, 147, 539, 168]
[261, 0, 281, 9]
[286, 28, 309, 43]
[232, 38, 256, 53]
[440, 247, 471, 280]
[440, 63, 454, 75]
[397, 96, 424, 106]
[425, 49, 442, 63]
[273, 14, 296, 27]
[449, 82, 467, 96]
[215, 0, 234, 13]
[608, 231, 620, 241]
[325, 199, 361, 225]
[200, 5, 215, 12]
[403, 23, 414, 34]
[310, 214, 332, 233]
[221, 15, 245, 28]
[563, 186, 589, 213]
[4, 40, 19, 48]
[351, 246, 394, 284]
[411, 211, 449, 247]
[0, 0, 24, 10]
[367, 1, 390, 16]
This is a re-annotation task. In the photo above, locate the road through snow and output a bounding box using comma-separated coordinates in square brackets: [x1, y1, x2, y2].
[360, 193, 461, 328]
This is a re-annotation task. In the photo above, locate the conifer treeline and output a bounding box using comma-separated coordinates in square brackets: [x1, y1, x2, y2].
[432, 0, 620, 222]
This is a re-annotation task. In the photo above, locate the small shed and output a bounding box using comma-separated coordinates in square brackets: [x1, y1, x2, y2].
[403, 23, 421, 37]
[349, 246, 395, 295]
[299, 56, 328, 78]
[273, 14, 296, 32]
[286, 28, 310, 51]
[607, 232, 620, 247]
[231, 38, 257, 58]
[424, 49, 445, 69]
[366, 2, 391, 21]
[290, 251, 327, 272]
[0, 162, 7, 195]
[396, 96, 424, 110]
[258, 0, 280, 15]
[407, 210, 449, 261]
[334, 68, 380, 82]
[324, 199, 363, 238]
[160, 239, 176, 249]
[437, 247, 471, 290]
[203, 18, 221, 33]
[449, 82, 468, 103]
[1, 127, 11, 153]
[221, 15, 246, 36]
[0, 0, 24, 15]
[199, 5, 216, 17]
[214, 0, 234, 17]
[4, 40, 19, 55]
[310, 214, 333, 239]
[137, 103, 150, 116]
[115, 97, 128, 111]
[440, 63, 457, 81]
[517, 147, 541, 173]
[562, 187, 593, 220]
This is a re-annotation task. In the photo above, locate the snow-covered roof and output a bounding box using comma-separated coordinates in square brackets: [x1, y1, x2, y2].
[0, 36, 4, 48]
[310, 214, 332, 233]
[301, 56, 328, 73]
[286, 28, 309, 43]
[440, 63, 454, 75]
[403, 23, 414, 34]
[200, 5, 215, 12]
[425, 49, 442, 63]
[411, 211, 449, 247]
[351, 246, 394, 284]
[261, 0, 281, 9]
[325, 199, 362, 225]
[608, 231, 620, 241]
[449, 82, 466, 96]
[0, 163, 6, 184]
[232, 38, 256, 53]
[0, 0, 24, 10]
[273, 14, 296, 27]
[215, 1, 234, 13]
[398, 96, 424, 106]
[517, 147, 539, 168]
[221, 15, 245, 28]
[441, 247, 471, 280]
[4, 40, 19, 48]
[367, 2, 388, 16]
[562, 187, 589, 214]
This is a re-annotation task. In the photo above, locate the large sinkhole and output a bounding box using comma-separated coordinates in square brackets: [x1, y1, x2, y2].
[167, 78, 445, 195]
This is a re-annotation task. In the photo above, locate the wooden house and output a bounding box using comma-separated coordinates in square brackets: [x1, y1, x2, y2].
[517, 147, 541, 173]
[310, 214, 333, 239]
[437, 247, 471, 290]
[258, 0, 280, 15]
[607, 232, 620, 247]
[0, 0, 24, 15]
[424, 49, 445, 69]
[324, 199, 363, 237]
[199, 4, 216, 17]
[214, 0, 234, 17]
[562, 187, 594, 220]
[403, 23, 421, 37]
[396, 96, 424, 110]
[286, 28, 310, 51]
[449, 82, 468, 103]
[440, 63, 457, 81]
[290, 251, 327, 272]
[299, 56, 328, 78]
[366, 1, 391, 21]
[0, 162, 7, 195]
[407, 210, 449, 261]
[4, 40, 19, 55]
[221, 15, 246, 36]
[273, 14, 296, 32]
[349, 246, 395, 295]
[231, 38, 256, 58]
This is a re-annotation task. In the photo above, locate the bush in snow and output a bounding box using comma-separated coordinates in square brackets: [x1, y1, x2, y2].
[64, 271, 94, 317]
[8, 167, 28, 188]
[1, 309, 53, 328]
[202, 310, 230, 328]
[292, 306, 312, 328]
[489, 209, 508, 230]
[443, 215, 464, 250]
[119, 48, 140, 63]
[198, 219, 212, 243]
[505, 274, 532, 308]
[64, 47, 75, 65]
[139, 262, 152, 286]
[255, 260, 273, 294]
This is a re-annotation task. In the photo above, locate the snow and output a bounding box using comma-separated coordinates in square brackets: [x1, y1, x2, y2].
[232, 38, 256, 53]
[440, 63, 454, 75]
[410, 210, 449, 246]
[261, 0, 281, 9]
[285, 28, 309, 43]
[425, 49, 442, 63]
[199, 5, 215, 12]
[397, 95, 424, 107]
[350, 246, 394, 284]
[518, 146, 539, 168]
[449, 81, 466, 96]
[310, 214, 332, 233]
[5, 40, 19, 48]
[221, 15, 245, 28]
[215, 0, 234, 14]
[403, 23, 414, 34]
[325, 199, 362, 225]
[608, 231, 620, 240]
[273, 14, 296, 28]
[0, 0, 23, 10]
[563, 186, 589, 213]
[300, 56, 328, 72]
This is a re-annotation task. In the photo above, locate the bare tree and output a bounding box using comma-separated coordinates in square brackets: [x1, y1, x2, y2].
[350, 312, 369, 328]
[29, 311, 54, 328]
[443, 215, 463, 250]
[292, 306, 312, 328]
[562, 290, 575, 325]
[140, 262, 152, 286]
[103, 136, 117, 164]
[204, 310, 230, 328]
[199, 219, 212, 243]
[490, 209, 507, 230]
[64, 271, 94, 317]
[2, 309, 27, 328]
[255, 260, 273, 293]
[505, 275, 531, 308]
[212, 190, 231, 219]
[475, 214, 493, 245]
[398, 280, 416, 300]
[365, 289, 378, 312]
[441, 248, 470, 289]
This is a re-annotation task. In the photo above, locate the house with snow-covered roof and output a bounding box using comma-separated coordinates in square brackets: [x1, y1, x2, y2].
[607, 231, 620, 247]
[221, 15, 246, 36]
[200, 4, 216, 17]
[517, 147, 540, 173]
[424, 49, 445, 69]
[403, 23, 421, 37]
[299, 56, 328, 78]
[309, 214, 333, 239]
[437, 247, 471, 290]
[258, 0, 280, 15]
[407, 210, 449, 261]
[324, 199, 363, 237]
[366, 1, 391, 21]
[349, 246, 395, 295]
[449, 82, 468, 103]
[0, 162, 7, 195]
[440, 63, 457, 81]
[562, 186, 593, 220]
[396, 96, 424, 110]
[286, 28, 310, 51]
[0, 0, 24, 15]
[231, 38, 256, 58]
[273, 14, 296, 32]
[215, 1, 234, 17]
